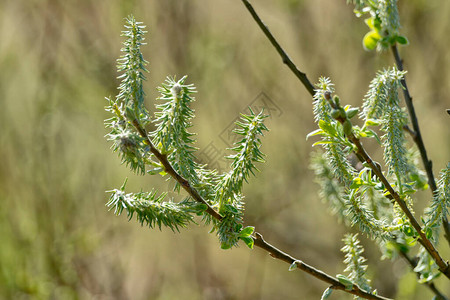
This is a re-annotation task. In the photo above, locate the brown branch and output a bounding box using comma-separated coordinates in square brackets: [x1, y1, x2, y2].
[391, 45, 450, 247]
[241, 0, 315, 96]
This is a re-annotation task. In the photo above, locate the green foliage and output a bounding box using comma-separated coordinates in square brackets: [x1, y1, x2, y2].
[360, 67, 423, 194]
[341, 234, 372, 296]
[104, 115, 148, 174]
[321, 287, 333, 300]
[347, 0, 408, 51]
[336, 274, 354, 291]
[306, 2, 450, 291]
[310, 151, 347, 219]
[308, 65, 444, 283]
[151, 76, 201, 191]
[425, 163, 450, 228]
[414, 248, 440, 284]
[311, 78, 356, 187]
[361, 67, 406, 120]
[107, 180, 205, 232]
[105, 16, 267, 250]
[309, 76, 411, 239]
[214, 109, 268, 249]
[116, 16, 149, 116]
[380, 102, 407, 179]
[105, 16, 152, 175]
[313, 77, 334, 123]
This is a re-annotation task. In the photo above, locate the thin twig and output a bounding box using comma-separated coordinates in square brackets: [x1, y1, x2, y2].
[391, 45, 450, 247]
[253, 233, 392, 300]
[403, 125, 417, 140]
[241, 0, 315, 96]
[391, 45, 435, 191]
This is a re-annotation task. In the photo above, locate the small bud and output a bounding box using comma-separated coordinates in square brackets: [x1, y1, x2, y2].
[339, 107, 346, 118]
[343, 120, 353, 136]
[119, 135, 137, 153]
[171, 83, 183, 97]
[331, 109, 342, 119]
[333, 95, 340, 106]
[346, 107, 359, 119]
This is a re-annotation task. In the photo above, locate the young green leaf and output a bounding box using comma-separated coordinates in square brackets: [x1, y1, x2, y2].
[318, 119, 338, 137]
[240, 236, 254, 249]
[289, 261, 299, 271]
[239, 226, 255, 237]
[321, 287, 333, 300]
[364, 119, 380, 127]
[346, 107, 359, 119]
[306, 128, 324, 140]
[363, 31, 381, 51]
[396, 35, 409, 45]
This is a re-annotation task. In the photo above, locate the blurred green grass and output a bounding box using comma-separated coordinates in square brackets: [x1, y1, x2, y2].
[0, 0, 449, 299]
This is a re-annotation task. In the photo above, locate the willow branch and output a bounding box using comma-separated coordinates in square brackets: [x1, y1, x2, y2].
[130, 119, 223, 221]
[128, 117, 393, 299]
[391, 45, 450, 246]
[325, 92, 450, 279]
[241, 0, 315, 96]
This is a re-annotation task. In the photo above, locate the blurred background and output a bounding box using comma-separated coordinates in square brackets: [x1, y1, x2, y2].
[0, 0, 449, 299]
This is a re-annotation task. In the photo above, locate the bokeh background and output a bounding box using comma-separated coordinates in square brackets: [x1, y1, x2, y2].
[1, 0, 449, 299]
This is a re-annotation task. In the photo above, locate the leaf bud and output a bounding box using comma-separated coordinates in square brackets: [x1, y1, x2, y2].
[171, 83, 183, 97]
[343, 120, 353, 136]
[331, 108, 342, 119]
[333, 95, 340, 106]
[346, 107, 359, 119]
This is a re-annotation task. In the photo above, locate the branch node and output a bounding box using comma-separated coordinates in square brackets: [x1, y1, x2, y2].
[255, 232, 264, 241]
[403, 125, 417, 139]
